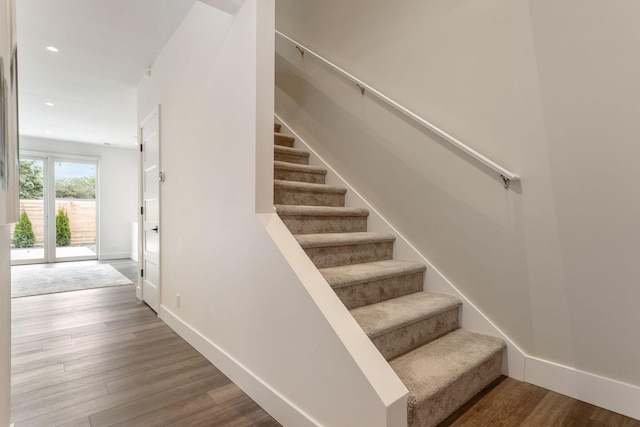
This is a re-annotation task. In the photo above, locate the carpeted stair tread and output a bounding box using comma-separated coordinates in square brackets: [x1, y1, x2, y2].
[274, 161, 327, 184]
[391, 329, 505, 427]
[277, 205, 369, 234]
[274, 146, 310, 165]
[274, 146, 309, 157]
[320, 260, 425, 288]
[295, 232, 395, 248]
[351, 292, 462, 360]
[296, 232, 395, 268]
[274, 179, 347, 195]
[274, 123, 281, 132]
[274, 161, 326, 175]
[351, 292, 461, 338]
[274, 180, 347, 207]
[320, 260, 426, 309]
[274, 133, 295, 147]
[275, 205, 368, 217]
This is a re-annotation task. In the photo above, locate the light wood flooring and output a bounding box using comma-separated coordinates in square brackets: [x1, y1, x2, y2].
[10, 260, 280, 427]
[10, 260, 640, 426]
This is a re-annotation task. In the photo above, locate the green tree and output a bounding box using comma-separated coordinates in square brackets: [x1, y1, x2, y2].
[19, 160, 44, 199]
[56, 208, 71, 246]
[56, 176, 96, 199]
[13, 211, 36, 248]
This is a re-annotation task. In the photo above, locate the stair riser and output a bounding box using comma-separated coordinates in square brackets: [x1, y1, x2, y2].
[274, 188, 345, 207]
[274, 135, 295, 147]
[274, 169, 326, 184]
[409, 351, 503, 427]
[303, 242, 394, 269]
[372, 308, 460, 361]
[333, 271, 425, 310]
[281, 216, 367, 234]
[274, 152, 309, 165]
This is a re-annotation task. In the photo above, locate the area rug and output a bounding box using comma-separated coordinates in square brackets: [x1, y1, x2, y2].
[11, 263, 133, 298]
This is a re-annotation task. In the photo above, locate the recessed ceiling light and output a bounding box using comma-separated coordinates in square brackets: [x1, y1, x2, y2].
[46, 46, 59, 53]
[45, 102, 54, 107]
[44, 131, 53, 134]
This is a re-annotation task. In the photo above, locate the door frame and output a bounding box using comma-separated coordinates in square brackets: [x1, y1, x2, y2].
[138, 106, 161, 308]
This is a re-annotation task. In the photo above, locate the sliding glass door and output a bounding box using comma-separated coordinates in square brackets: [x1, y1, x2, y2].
[11, 154, 99, 264]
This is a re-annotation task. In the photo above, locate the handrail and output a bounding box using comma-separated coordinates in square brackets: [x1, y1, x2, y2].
[275, 30, 520, 189]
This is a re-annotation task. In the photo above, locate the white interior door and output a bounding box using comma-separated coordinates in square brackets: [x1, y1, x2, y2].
[140, 109, 160, 313]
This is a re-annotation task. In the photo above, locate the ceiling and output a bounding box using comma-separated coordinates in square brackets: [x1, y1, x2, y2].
[16, 0, 196, 148]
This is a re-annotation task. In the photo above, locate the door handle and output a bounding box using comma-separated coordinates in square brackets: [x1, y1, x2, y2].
[151, 226, 159, 232]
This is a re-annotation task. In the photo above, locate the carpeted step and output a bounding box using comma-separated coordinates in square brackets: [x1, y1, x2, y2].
[276, 205, 368, 234]
[274, 133, 295, 148]
[390, 330, 505, 427]
[350, 292, 461, 361]
[295, 232, 395, 268]
[274, 180, 346, 207]
[274, 146, 310, 165]
[274, 161, 327, 184]
[320, 260, 426, 309]
[274, 123, 281, 133]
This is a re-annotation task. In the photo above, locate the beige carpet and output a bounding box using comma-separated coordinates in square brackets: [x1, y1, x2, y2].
[11, 263, 133, 298]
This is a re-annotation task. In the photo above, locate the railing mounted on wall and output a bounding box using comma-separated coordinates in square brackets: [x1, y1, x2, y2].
[276, 30, 520, 189]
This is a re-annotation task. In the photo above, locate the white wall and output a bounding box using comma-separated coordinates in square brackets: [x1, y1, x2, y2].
[0, 225, 8, 427]
[137, 1, 407, 425]
[0, 226, 9, 426]
[527, 0, 640, 380]
[19, 136, 138, 260]
[275, 0, 640, 419]
[0, 0, 15, 423]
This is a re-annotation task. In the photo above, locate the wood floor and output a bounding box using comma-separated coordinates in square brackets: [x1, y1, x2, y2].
[441, 376, 640, 427]
[10, 260, 640, 426]
[10, 260, 280, 427]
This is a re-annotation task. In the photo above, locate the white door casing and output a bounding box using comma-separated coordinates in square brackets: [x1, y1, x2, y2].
[140, 107, 160, 313]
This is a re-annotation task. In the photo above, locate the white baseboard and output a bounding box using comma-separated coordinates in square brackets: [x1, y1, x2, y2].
[525, 356, 640, 421]
[159, 306, 317, 427]
[275, 114, 640, 423]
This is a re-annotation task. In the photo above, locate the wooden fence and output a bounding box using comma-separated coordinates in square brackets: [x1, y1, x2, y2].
[11, 199, 96, 246]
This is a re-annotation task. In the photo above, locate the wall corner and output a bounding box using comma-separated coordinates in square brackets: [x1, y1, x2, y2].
[254, 0, 275, 213]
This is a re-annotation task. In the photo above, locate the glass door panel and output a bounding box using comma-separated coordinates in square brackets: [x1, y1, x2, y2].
[11, 158, 47, 264]
[54, 160, 98, 261]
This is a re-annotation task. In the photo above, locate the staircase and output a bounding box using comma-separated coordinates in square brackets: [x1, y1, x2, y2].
[273, 123, 506, 427]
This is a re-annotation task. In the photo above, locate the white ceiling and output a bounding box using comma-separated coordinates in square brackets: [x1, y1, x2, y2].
[16, 0, 196, 148]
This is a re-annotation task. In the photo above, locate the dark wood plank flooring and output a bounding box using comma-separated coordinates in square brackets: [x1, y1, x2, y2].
[11, 260, 640, 426]
[441, 376, 640, 426]
[11, 261, 280, 427]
